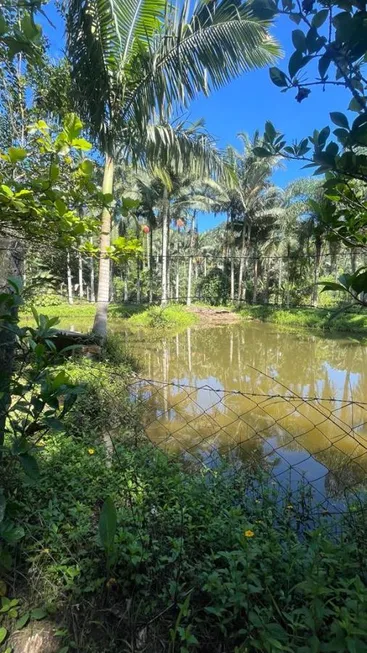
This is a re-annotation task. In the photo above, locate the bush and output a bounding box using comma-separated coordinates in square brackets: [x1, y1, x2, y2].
[5, 437, 367, 653]
[197, 267, 230, 306]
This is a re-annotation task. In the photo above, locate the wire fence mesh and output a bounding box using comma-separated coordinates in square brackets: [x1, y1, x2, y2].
[89, 361, 367, 521]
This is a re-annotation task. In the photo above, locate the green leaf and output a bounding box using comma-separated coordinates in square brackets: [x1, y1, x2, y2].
[349, 98, 362, 112]
[0, 13, 8, 36]
[99, 497, 117, 552]
[72, 138, 92, 151]
[288, 50, 305, 78]
[319, 282, 347, 293]
[80, 159, 94, 176]
[31, 607, 47, 621]
[312, 9, 328, 28]
[318, 53, 331, 78]
[330, 112, 349, 129]
[292, 29, 306, 52]
[0, 626, 7, 644]
[269, 67, 289, 87]
[63, 113, 83, 140]
[19, 453, 40, 480]
[16, 612, 30, 630]
[8, 147, 27, 163]
[253, 146, 273, 158]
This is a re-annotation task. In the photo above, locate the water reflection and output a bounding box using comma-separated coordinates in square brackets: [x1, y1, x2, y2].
[129, 323, 367, 505]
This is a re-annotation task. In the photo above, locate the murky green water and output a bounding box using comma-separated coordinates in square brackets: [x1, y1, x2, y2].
[126, 322, 367, 506]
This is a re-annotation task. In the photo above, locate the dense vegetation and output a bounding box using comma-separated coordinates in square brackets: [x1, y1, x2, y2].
[1, 0, 367, 651]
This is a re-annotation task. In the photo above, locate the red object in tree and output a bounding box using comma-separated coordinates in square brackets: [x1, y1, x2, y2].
[176, 218, 184, 228]
[142, 225, 150, 234]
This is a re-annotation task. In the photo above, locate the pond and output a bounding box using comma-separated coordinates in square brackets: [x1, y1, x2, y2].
[126, 321, 367, 509]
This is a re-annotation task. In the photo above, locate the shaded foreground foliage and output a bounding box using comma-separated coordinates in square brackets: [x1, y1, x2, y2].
[1, 339, 367, 652]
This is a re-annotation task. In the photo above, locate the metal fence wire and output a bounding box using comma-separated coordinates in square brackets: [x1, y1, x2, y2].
[122, 372, 367, 518]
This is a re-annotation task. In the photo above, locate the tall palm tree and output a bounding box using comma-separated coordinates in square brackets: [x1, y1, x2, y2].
[66, 0, 279, 336]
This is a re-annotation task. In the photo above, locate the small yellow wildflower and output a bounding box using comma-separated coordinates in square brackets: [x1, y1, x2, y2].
[88, 448, 95, 455]
[287, 504, 293, 510]
[244, 529, 255, 538]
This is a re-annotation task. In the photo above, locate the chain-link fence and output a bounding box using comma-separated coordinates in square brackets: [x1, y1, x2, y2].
[94, 366, 367, 519]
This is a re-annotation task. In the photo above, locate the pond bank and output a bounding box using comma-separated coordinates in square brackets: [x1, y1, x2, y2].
[239, 304, 367, 335]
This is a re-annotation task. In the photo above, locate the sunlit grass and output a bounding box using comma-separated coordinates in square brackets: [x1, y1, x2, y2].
[239, 305, 367, 334]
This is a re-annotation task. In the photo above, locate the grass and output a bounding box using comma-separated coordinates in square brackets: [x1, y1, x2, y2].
[239, 304, 367, 334]
[20, 302, 198, 332]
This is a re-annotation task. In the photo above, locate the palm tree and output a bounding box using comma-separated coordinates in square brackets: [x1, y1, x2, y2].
[66, 0, 279, 336]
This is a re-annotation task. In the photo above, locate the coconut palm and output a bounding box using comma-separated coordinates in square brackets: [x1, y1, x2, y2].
[66, 0, 279, 336]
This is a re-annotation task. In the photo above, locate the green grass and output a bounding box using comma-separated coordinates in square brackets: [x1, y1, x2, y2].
[239, 304, 367, 334]
[127, 304, 198, 330]
[20, 302, 197, 333]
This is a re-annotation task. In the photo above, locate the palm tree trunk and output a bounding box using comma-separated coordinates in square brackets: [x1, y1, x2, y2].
[90, 243, 95, 302]
[312, 237, 322, 307]
[278, 256, 282, 304]
[237, 220, 246, 304]
[124, 263, 129, 302]
[187, 213, 196, 307]
[176, 228, 180, 303]
[161, 186, 169, 306]
[253, 256, 259, 304]
[137, 259, 141, 304]
[92, 154, 114, 338]
[78, 252, 83, 299]
[67, 251, 73, 305]
[149, 229, 154, 303]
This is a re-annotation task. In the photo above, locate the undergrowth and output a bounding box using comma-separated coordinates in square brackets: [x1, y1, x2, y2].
[2, 335, 367, 652]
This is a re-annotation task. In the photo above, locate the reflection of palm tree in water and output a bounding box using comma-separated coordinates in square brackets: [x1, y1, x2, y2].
[132, 323, 367, 496]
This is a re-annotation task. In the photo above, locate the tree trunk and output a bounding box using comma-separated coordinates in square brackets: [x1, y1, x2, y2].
[124, 263, 129, 302]
[67, 251, 73, 305]
[253, 256, 259, 304]
[149, 229, 154, 304]
[237, 220, 246, 303]
[137, 259, 141, 304]
[0, 238, 24, 447]
[161, 187, 169, 306]
[92, 154, 114, 338]
[312, 237, 322, 307]
[90, 242, 95, 302]
[351, 249, 357, 273]
[78, 252, 83, 299]
[187, 213, 196, 307]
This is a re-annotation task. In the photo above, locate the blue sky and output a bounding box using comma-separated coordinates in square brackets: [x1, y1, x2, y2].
[40, 5, 351, 231]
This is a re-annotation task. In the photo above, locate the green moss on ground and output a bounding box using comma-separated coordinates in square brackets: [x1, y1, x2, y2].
[239, 305, 367, 334]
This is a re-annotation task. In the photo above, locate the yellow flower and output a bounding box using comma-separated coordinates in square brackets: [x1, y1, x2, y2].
[88, 448, 95, 455]
[287, 504, 293, 510]
[244, 529, 255, 538]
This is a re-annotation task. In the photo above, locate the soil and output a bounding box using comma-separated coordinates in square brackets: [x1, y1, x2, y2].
[189, 305, 240, 325]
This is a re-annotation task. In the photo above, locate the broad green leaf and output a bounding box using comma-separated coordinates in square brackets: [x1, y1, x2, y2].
[63, 113, 83, 140]
[72, 138, 92, 151]
[269, 67, 289, 87]
[291, 29, 306, 52]
[19, 453, 40, 480]
[31, 607, 47, 620]
[99, 497, 117, 551]
[8, 147, 27, 163]
[80, 159, 94, 176]
[288, 50, 305, 78]
[312, 9, 328, 28]
[0, 627, 7, 644]
[253, 146, 273, 158]
[330, 112, 349, 129]
[15, 612, 30, 630]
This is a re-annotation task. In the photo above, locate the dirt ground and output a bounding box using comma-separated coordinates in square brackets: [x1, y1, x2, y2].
[189, 305, 240, 325]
